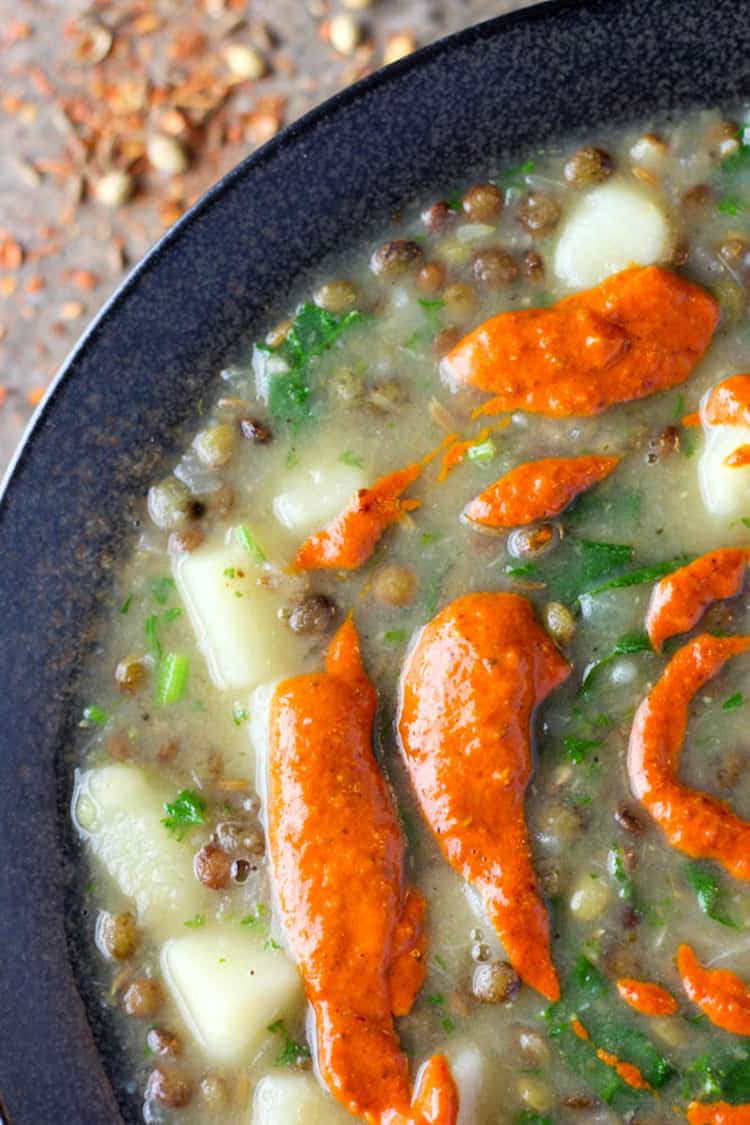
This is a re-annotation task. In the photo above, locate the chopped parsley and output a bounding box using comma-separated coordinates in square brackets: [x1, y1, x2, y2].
[686, 861, 738, 928]
[717, 196, 742, 216]
[241, 905, 268, 929]
[467, 438, 496, 465]
[384, 629, 408, 645]
[505, 562, 541, 579]
[339, 450, 364, 467]
[264, 302, 364, 425]
[236, 524, 267, 565]
[581, 631, 652, 693]
[145, 614, 162, 661]
[267, 1020, 311, 1067]
[82, 704, 108, 726]
[232, 704, 249, 726]
[223, 567, 236, 578]
[563, 735, 603, 764]
[119, 594, 133, 615]
[583, 556, 691, 599]
[722, 691, 745, 711]
[162, 789, 206, 840]
[264, 938, 282, 953]
[184, 914, 204, 928]
[609, 843, 635, 903]
[150, 576, 175, 604]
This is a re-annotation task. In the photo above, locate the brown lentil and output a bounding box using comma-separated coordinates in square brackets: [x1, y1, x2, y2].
[416, 261, 447, 294]
[421, 201, 454, 233]
[372, 563, 418, 607]
[472, 247, 518, 289]
[146, 1065, 193, 1109]
[517, 191, 562, 235]
[97, 911, 139, 961]
[287, 594, 337, 634]
[370, 239, 423, 278]
[123, 977, 164, 1018]
[564, 145, 615, 187]
[461, 182, 503, 223]
[313, 279, 357, 313]
[114, 656, 146, 693]
[614, 802, 645, 834]
[194, 842, 232, 890]
[441, 282, 478, 321]
[146, 1027, 183, 1058]
[471, 960, 521, 1004]
[168, 525, 205, 554]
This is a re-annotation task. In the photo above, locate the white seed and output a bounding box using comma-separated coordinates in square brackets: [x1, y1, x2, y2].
[147, 133, 189, 175]
[329, 13, 361, 54]
[93, 169, 133, 207]
[224, 43, 267, 80]
[518, 1076, 554, 1113]
[630, 133, 669, 170]
[569, 873, 610, 921]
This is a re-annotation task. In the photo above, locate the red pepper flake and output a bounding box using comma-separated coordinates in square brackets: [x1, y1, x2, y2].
[25, 275, 45, 295]
[0, 386, 8, 408]
[0, 234, 24, 271]
[26, 386, 46, 407]
[59, 301, 85, 321]
[3, 21, 33, 46]
[68, 269, 100, 292]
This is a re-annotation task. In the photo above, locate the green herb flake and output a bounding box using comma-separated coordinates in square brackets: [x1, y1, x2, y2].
[162, 789, 206, 840]
[163, 607, 182, 624]
[264, 938, 282, 953]
[236, 524, 267, 566]
[241, 904, 268, 929]
[681, 429, 698, 458]
[505, 562, 541, 579]
[609, 843, 635, 903]
[145, 614, 162, 661]
[82, 704, 108, 726]
[156, 652, 189, 705]
[742, 517, 750, 530]
[427, 993, 446, 1007]
[581, 631, 652, 693]
[564, 736, 603, 764]
[687, 861, 738, 928]
[339, 450, 364, 467]
[151, 576, 175, 605]
[434, 954, 448, 971]
[223, 567, 236, 578]
[673, 393, 685, 421]
[184, 914, 204, 928]
[467, 438, 496, 465]
[384, 629, 408, 645]
[232, 705, 249, 726]
[267, 1020, 312, 1067]
[722, 691, 745, 711]
[584, 556, 691, 599]
[441, 1015, 456, 1034]
[119, 594, 133, 615]
[418, 297, 445, 310]
[717, 196, 742, 215]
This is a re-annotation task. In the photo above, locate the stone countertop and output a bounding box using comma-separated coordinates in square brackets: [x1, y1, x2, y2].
[0, 0, 535, 475]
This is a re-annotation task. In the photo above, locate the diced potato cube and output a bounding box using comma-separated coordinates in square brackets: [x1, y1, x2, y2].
[252, 1073, 356, 1123]
[173, 542, 302, 692]
[73, 764, 208, 937]
[252, 1073, 358, 1123]
[272, 458, 366, 537]
[554, 180, 672, 289]
[699, 422, 750, 517]
[162, 924, 303, 1065]
[445, 1042, 490, 1125]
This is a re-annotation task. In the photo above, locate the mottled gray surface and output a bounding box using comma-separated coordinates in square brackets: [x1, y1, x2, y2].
[1, 1, 749, 1123]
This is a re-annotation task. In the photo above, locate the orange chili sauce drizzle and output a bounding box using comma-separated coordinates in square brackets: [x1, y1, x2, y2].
[268, 618, 458, 1124]
[616, 977, 679, 1016]
[570, 1017, 653, 1091]
[398, 592, 570, 1000]
[463, 454, 619, 528]
[443, 265, 718, 418]
[688, 1101, 750, 1124]
[295, 462, 422, 571]
[645, 549, 748, 652]
[627, 633, 750, 878]
[678, 944, 750, 1036]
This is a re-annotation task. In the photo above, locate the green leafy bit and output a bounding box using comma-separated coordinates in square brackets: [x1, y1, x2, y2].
[264, 938, 282, 952]
[384, 629, 408, 645]
[742, 517, 750, 530]
[500, 160, 536, 187]
[505, 562, 541, 579]
[162, 789, 206, 840]
[232, 705, 249, 726]
[223, 567, 236, 578]
[119, 594, 133, 615]
[241, 904, 268, 930]
[184, 914, 204, 928]
[609, 844, 635, 903]
[580, 541, 634, 583]
[151, 576, 175, 605]
[564, 736, 603, 764]
[339, 450, 364, 467]
[156, 652, 189, 705]
[681, 429, 698, 458]
[267, 1020, 311, 1067]
[82, 704, 108, 726]
[581, 631, 652, 693]
[722, 692, 745, 711]
[406, 298, 444, 351]
[682, 1050, 750, 1105]
[516, 1115, 553, 1125]
[163, 607, 182, 623]
[265, 303, 363, 424]
[687, 861, 738, 928]
[717, 197, 742, 216]
[145, 614, 162, 661]
[427, 993, 446, 1006]
[584, 556, 691, 599]
[236, 524, 267, 565]
[467, 438, 497, 465]
[418, 297, 445, 311]
[434, 954, 448, 971]
[441, 1015, 456, 1033]
[673, 394, 685, 421]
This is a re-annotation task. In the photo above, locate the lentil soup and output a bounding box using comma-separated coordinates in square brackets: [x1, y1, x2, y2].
[71, 109, 750, 1124]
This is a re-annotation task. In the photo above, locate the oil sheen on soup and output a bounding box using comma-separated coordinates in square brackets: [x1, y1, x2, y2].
[71, 109, 750, 1125]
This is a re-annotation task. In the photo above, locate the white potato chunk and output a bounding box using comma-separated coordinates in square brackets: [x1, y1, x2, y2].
[445, 1042, 491, 1125]
[554, 179, 672, 289]
[73, 764, 207, 936]
[699, 422, 750, 517]
[272, 458, 366, 537]
[173, 541, 302, 692]
[252, 1073, 356, 1124]
[162, 924, 302, 1065]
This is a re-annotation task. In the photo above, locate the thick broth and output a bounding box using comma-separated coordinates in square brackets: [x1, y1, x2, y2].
[72, 108, 750, 1124]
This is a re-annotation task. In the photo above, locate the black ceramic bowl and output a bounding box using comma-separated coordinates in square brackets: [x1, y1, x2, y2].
[1, 0, 748, 1120]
